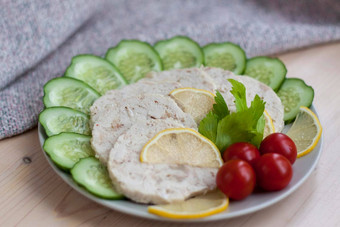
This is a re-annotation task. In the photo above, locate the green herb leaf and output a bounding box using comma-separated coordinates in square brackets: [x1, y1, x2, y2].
[228, 79, 247, 112]
[252, 114, 265, 146]
[248, 94, 266, 146]
[215, 102, 265, 151]
[249, 95, 266, 128]
[198, 80, 266, 152]
[215, 111, 256, 151]
[212, 90, 229, 120]
[198, 112, 218, 143]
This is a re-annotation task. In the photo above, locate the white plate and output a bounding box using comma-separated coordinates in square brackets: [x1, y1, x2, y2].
[38, 106, 323, 222]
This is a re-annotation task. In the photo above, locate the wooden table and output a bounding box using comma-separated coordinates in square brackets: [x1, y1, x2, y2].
[1, 42, 340, 227]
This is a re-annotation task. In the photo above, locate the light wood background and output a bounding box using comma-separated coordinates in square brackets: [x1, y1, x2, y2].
[1, 42, 340, 227]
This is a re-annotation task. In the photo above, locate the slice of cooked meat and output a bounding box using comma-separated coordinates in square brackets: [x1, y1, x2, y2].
[202, 67, 284, 132]
[145, 68, 217, 92]
[90, 80, 182, 124]
[108, 119, 217, 205]
[90, 93, 196, 164]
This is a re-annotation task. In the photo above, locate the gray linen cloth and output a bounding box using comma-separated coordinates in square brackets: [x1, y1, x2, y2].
[1, 0, 339, 139]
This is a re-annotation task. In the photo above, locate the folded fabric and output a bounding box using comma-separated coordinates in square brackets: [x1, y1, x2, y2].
[1, 0, 339, 139]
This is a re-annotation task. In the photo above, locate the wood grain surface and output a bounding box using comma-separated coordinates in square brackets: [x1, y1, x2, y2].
[1, 42, 340, 227]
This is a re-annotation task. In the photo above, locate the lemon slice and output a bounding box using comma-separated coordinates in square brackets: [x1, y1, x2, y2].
[263, 110, 275, 138]
[286, 106, 322, 158]
[148, 190, 228, 219]
[170, 87, 215, 124]
[140, 128, 223, 168]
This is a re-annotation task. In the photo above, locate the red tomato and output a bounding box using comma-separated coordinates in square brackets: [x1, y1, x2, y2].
[223, 142, 260, 167]
[216, 160, 256, 200]
[255, 153, 293, 191]
[259, 133, 297, 164]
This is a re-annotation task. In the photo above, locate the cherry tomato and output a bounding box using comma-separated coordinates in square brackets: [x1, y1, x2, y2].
[259, 133, 297, 164]
[255, 153, 293, 191]
[223, 142, 260, 167]
[216, 160, 256, 200]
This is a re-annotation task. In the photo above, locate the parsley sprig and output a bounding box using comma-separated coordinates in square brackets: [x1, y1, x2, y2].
[198, 79, 265, 152]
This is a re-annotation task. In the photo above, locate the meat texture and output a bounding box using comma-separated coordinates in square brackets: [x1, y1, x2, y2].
[145, 67, 217, 92]
[90, 80, 182, 124]
[108, 119, 217, 204]
[91, 92, 196, 164]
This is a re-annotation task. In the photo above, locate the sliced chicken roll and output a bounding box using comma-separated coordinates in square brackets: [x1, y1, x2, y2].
[90, 80, 182, 123]
[145, 67, 217, 92]
[90, 93, 196, 164]
[108, 119, 217, 204]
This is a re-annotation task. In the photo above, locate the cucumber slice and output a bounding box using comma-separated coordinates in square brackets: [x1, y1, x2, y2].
[43, 77, 100, 115]
[203, 42, 246, 74]
[65, 55, 127, 95]
[71, 157, 124, 199]
[39, 107, 90, 137]
[154, 36, 204, 70]
[106, 40, 163, 83]
[277, 78, 314, 123]
[244, 57, 287, 91]
[43, 132, 94, 171]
